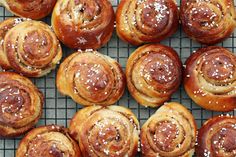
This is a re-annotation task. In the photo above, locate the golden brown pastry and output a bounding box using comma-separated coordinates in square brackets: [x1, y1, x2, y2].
[126, 44, 182, 107]
[196, 115, 236, 157]
[52, 0, 115, 50]
[0, 72, 43, 137]
[180, 0, 236, 45]
[116, 0, 179, 46]
[16, 125, 81, 157]
[0, 18, 27, 69]
[2, 20, 62, 77]
[56, 50, 125, 107]
[184, 46, 236, 111]
[69, 105, 139, 157]
[0, 0, 56, 19]
[141, 102, 197, 157]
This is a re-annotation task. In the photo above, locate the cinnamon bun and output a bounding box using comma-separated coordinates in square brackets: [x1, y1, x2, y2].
[52, 0, 115, 50]
[69, 105, 139, 157]
[116, 0, 179, 45]
[16, 125, 81, 157]
[0, 72, 43, 137]
[0, 0, 56, 19]
[141, 102, 197, 157]
[126, 44, 182, 107]
[56, 50, 125, 106]
[3, 20, 62, 77]
[196, 115, 236, 157]
[184, 46, 236, 111]
[180, 0, 236, 44]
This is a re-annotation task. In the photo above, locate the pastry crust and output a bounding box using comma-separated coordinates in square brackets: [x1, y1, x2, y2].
[69, 105, 139, 157]
[51, 0, 115, 50]
[126, 44, 182, 107]
[184, 46, 236, 111]
[141, 102, 197, 157]
[116, 0, 179, 45]
[2, 20, 62, 77]
[56, 50, 126, 106]
[196, 115, 236, 157]
[0, 0, 56, 19]
[180, 0, 236, 45]
[16, 125, 81, 157]
[0, 72, 43, 137]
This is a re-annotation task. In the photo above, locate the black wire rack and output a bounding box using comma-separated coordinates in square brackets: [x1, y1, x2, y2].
[0, 0, 236, 156]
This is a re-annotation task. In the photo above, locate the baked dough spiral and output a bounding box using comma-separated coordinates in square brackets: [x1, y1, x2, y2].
[0, 0, 56, 19]
[126, 44, 182, 107]
[52, 0, 115, 50]
[196, 115, 236, 157]
[16, 125, 81, 157]
[2, 20, 62, 77]
[141, 102, 197, 157]
[180, 0, 236, 45]
[69, 105, 139, 157]
[0, 18, 26, 69]
[116, 0, 179, 45]
[184, 46, 236, 111]
[0, 72, 43, 137]
[56, 50, 125, 107]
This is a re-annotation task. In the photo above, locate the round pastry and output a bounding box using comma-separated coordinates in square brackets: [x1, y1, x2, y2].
[0, 72, 43, 137]
[116, 0, 179, 46]
[180, 0, 236, 45]
[141, 102, 197, 157]
[69, 105, 139, 157]
[184, 46, 236, 111]
[0, 0, 56, 19]
[0, 18, 27, 69]
[196, 115, 236, 157]
[52, 0, 115, 50]
[3, 20, 62, 77]
[126, 44, 182, 107]
[16, 125, 81, 157]
[56, 50, 125, 107]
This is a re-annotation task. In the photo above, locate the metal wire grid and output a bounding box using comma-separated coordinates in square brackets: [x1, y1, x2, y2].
[0, 0, 236, 156]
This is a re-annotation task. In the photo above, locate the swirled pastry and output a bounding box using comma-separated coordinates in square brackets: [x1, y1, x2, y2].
[0, 0, 56, 19]
[180, 0, 236, 45]
[69, 105, 139, 157]
[184, 46, 236, 111]
[56, 50, 125, 106]
[126, 44, 182, 107]
[16, 125, 81, 157]
[2, 20, 62, 77]
[196, 115, 236, 157]
[116, 0, 179, 45]
[0, 72, 43, 137]
[0, 18, 27, 69]
[52, 0, 115, 50]
[141, 102, 197, 157]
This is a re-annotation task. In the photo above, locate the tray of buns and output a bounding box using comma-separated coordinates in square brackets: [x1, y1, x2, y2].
[0, 0, 236, 156]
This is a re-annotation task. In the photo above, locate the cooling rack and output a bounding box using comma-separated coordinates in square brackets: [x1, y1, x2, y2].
[0, 0, 235, 156]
